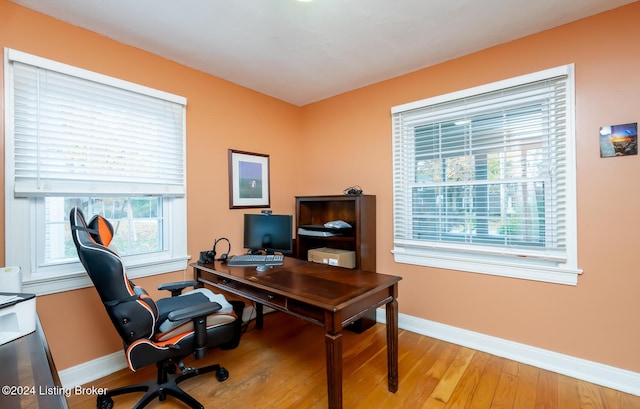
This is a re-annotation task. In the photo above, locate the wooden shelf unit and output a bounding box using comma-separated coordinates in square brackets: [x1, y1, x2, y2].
[295, 195, 376, 272]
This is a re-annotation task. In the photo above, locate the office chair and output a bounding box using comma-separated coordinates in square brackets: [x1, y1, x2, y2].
[69, 207, 244, 409]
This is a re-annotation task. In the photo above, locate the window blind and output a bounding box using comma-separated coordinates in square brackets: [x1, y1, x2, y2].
[392, 69, 569, 262]
[8, 51, 186, 197]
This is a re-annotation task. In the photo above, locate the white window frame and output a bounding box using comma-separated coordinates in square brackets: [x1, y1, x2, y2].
[4, 49, 189, 295]
[391, 65, 582, 285]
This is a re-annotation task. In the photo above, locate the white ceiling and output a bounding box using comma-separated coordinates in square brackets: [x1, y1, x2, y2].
[9, 0, 636, 106]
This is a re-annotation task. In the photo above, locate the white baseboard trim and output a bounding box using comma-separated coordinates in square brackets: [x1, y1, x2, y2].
[58, 310, 640, 397]
[58, 350, 127, 389]
[377, 309, 640, 397]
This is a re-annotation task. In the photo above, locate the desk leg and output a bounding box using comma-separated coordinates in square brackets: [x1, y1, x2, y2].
[386, 298, 399, 393]
[255, 303, 264, 330]
[325, 332, 343, 409]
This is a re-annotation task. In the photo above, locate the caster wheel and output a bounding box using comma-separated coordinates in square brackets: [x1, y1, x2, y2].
[97, 395, 114, 409]
[216, 366, 229, 382]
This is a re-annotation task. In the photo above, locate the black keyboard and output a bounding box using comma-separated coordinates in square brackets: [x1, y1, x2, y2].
[227, 254, 284, 267]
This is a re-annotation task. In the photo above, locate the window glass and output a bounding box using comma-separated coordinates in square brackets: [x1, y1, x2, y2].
[43, 197, 163, 266]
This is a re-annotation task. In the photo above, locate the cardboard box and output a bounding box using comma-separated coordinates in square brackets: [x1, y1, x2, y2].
[308, 247, 356, 269]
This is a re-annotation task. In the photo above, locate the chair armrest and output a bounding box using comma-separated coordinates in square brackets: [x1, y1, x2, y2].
[167, 301, 223, 359]
[158, 280, 200, 297]
[167, 302, 222, 322]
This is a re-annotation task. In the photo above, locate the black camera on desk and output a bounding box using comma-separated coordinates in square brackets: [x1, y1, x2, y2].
[197, 250, 215, 265]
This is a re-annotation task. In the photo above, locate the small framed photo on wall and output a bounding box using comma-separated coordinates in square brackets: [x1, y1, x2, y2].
[228, 149, 270, 209]
[599, 122, 638, 158]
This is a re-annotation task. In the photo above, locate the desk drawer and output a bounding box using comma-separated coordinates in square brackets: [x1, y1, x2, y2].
[207, 274, 287, 309]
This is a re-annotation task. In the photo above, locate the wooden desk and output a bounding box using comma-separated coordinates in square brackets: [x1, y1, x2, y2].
[0, 318, 69, 409]
[192, 258, 401, 409]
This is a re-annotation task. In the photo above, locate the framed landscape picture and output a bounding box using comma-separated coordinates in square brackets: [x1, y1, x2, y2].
[228, 149, 270, 208]
[599, 122, 638, 158]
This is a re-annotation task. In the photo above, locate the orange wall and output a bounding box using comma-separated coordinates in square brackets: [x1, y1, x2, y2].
[0, 0, 302, 369]
[2, 0, 640, 377]
[300, 2, 640, 374]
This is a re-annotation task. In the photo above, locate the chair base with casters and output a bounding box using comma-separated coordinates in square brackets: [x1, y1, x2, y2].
[97, 361, 226, 409]
[96, 299, 245, 409]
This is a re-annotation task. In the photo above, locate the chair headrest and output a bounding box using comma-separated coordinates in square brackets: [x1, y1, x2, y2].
[88, 214, 114, 247]
[69, 207, 114, 247]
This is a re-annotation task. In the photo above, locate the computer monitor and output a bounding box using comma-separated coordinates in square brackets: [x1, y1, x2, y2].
[243, 213, 293, 254]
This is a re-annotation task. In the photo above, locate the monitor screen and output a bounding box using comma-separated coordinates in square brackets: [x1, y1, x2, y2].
[243, 214, 293, 254]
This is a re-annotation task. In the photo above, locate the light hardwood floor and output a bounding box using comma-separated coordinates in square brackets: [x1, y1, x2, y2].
[67, 311, 640, 408]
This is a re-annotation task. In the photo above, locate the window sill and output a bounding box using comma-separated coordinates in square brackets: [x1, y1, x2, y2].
[22, 255, 191, 296]
[392, 247, 582, 285]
